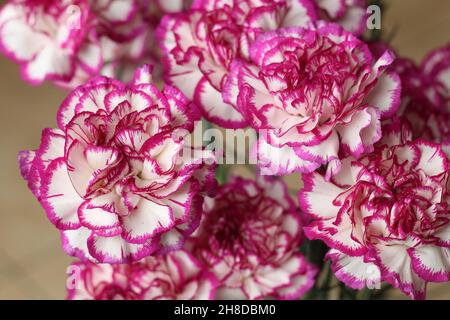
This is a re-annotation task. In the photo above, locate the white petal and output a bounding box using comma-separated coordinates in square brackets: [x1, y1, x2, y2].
[122, 197, 174, 242]
[41, 159, 83, 229]
[366, 71, 401, 118]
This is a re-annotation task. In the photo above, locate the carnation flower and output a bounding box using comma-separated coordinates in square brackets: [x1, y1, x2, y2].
[62, 0, 161, 87]
[19, 65, 216, 263]
[157, 0, 317, 128]
[417, 43, 450, 110]
[91, 0, 162, 84]
[299, 119, 450, 299]
[224, 23, 401, 176]
[0, 0, 157, 87]
[0, 0, 101, 85]
[92, 1, 156, 50]
[392, 43, 450, 146]
[68, 249, 217, 300]
[315, 0, 367, 36]
[189, 176, 317, 300]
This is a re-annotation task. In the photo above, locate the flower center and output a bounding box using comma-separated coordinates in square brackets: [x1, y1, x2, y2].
[262, 36, 361, 120]
[195, 197, 281, 266]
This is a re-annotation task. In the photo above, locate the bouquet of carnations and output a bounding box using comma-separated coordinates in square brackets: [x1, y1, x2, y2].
[3, 0, 449, 300]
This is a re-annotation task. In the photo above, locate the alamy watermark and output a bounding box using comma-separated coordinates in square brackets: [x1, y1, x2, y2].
[367, 5, 382, 30]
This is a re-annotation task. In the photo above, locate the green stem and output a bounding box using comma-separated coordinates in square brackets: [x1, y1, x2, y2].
[301, 240, 334, 300]
[317, 262, 333, 300]
[339, 283, 358, 300]
[371, 284, 393, 300]
[339, 282, 347, 300]
[215, 165, 230, 185]
[357, 288, 373, 300]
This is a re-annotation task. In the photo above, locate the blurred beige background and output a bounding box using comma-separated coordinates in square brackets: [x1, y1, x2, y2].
[0, 0, 449, 299]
